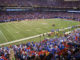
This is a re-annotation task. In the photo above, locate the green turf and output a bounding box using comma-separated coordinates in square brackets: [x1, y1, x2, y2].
[0, 19, 80, 44]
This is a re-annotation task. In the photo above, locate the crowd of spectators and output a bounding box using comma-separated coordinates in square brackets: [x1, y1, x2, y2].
[0, 0, 80, 8]
[0, 28, 80, 60]
[0, 47, 10, 60]
[12, 28, 80, 60]
[0, 11, 80, 22]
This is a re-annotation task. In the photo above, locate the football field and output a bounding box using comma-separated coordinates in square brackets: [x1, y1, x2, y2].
[0, 19, 80, 45]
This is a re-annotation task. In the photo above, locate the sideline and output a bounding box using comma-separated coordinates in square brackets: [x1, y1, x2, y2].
[0, 32, 50, 46]
[0, 26, 78, 46]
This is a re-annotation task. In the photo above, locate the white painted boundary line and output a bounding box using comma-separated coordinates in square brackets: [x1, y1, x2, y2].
[0, 26, 79, 46]
[0, 32, 50, 46]
[0, 31, 8, 42]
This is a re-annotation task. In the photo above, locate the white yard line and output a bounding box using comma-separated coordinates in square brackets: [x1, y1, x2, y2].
[0, 31, 8, 42]
[0, 26, 78, 46]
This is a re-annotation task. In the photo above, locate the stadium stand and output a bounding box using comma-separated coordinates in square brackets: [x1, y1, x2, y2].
[0, 0, 80, 60]
[0, 47, 10, 60]
[0, 0, 80, 8]
[0, 11, 80, 22]
[0, 28, 80, 60]
[0, 0, 80, 22]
